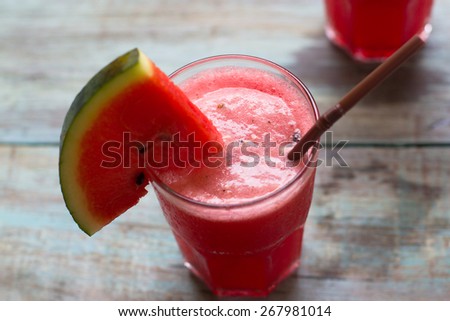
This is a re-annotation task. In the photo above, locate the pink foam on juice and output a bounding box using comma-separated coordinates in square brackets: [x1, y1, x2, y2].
[161, 66, 314, 205]
[152, 64, 318, 296]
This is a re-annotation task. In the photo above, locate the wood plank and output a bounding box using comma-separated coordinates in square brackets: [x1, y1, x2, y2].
[0, 0, 449, 144]
[0, 145, 448, 300]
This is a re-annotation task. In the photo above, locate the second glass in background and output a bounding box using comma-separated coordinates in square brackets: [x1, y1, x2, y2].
[324, 0, 434, 62]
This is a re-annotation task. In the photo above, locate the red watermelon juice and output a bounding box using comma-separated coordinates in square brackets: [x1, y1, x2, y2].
[324, 0, 434, 62]
[151, 55, 319, 296]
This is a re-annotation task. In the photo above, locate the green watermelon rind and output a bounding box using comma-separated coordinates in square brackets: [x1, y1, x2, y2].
[59, 48, 153, 236]
[60, 49, 141, 150]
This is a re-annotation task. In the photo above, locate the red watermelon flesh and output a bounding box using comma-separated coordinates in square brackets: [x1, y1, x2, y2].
[59, 49, 222, 236]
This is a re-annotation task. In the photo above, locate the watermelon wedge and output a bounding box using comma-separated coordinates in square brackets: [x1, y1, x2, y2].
[59, 49, 221, 236]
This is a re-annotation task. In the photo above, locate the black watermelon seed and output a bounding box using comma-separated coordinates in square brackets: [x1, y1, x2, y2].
[136, 172, 145, 185]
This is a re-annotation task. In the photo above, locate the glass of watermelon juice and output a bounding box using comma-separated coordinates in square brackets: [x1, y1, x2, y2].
[324, 0, 434, 62]
[150, 55, 320, 297]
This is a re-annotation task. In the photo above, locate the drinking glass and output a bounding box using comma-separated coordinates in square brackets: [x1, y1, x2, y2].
[152, 55, 320, 296]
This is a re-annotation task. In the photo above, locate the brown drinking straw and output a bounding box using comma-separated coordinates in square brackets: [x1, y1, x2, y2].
[288, 35, 426, 161]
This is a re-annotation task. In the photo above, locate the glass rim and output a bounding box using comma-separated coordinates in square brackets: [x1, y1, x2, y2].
[151, 54, 320, 209]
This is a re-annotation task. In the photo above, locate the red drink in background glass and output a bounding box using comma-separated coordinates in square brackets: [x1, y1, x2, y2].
[324, 0, 434, 62]
[151, 55, 320, 296]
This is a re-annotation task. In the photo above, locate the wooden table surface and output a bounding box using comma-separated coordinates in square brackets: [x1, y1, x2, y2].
[1, 0, 449, 300]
